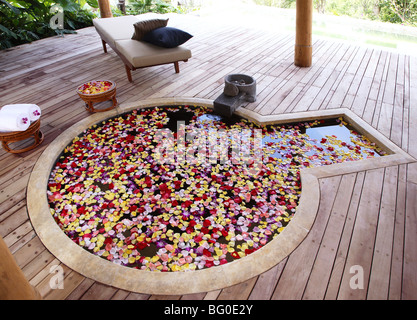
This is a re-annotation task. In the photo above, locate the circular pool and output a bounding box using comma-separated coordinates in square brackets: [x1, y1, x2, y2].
[27, 98, 385, 294]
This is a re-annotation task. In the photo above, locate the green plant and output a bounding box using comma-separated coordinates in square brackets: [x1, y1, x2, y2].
[379, 0, 417, 25]
[253, 0, 295, 8]
[126, 0, 178, 14]
[252, 0, 417, 25]
[0, 0, 95, 50]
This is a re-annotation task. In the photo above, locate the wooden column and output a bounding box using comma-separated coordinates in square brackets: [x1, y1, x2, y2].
[0, 235, 41, 300]
[98, 0, 113, 18]
[294, 0, 313, 67]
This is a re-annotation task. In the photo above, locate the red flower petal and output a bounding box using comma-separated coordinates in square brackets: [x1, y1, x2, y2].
[189, 220, 197, 227]
[201, 227, 209, 234]
[137, 242, 148, 250]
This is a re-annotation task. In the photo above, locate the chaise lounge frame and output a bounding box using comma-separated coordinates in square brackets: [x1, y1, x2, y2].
[93, 15, 192, 82]
[97, 29, 188, 82]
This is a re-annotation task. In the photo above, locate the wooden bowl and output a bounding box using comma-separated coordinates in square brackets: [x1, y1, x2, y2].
[0, 118, 44, 154]
[77, 80, 117, 112]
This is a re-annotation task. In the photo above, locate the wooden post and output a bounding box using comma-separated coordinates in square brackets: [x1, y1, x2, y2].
[0, 235, 41, 300]
[118, 0, 126, 14]
[98, 0, 113, 18]
[294, 0, 313, 67]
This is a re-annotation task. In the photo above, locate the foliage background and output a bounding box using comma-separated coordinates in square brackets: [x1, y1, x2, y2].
[0, 0, 188, 50]
[0, 0, 97, 49]
[254, 0, 417, 26]
[1, 0, 416, 50]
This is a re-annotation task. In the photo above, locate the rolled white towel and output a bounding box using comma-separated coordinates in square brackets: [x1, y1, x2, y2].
[1, 104, 41, 121]
[0, 112, 30, 132]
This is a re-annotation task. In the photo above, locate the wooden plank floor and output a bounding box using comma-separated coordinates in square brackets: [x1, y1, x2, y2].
[0, 13, 416, 300]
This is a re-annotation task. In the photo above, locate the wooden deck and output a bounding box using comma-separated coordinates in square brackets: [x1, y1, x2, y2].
[0, 12, 416, 300]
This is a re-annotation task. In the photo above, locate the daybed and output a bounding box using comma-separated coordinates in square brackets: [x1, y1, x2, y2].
[93, 15, 192, 82]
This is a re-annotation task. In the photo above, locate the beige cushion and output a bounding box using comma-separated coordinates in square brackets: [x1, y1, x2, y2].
[93, 14, 167, 46]
[93, 16, 140, 46]
[131, 18, 169, 41]
[115, 39, 192, 68]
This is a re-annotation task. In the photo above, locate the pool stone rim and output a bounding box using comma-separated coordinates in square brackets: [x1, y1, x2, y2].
[27, 98, 415, 295]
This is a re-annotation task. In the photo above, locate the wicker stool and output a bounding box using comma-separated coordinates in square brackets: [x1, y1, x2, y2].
[77, 80, 117, 113]
[0, 119, 44, 154]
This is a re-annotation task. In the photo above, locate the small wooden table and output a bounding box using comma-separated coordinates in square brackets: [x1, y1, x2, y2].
[77, 80, 117, 112]
[0, 119, 44, 154]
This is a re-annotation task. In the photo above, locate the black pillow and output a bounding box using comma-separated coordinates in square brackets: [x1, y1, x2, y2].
[142, 27, 193, 48]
